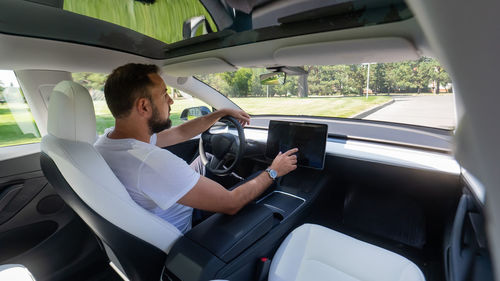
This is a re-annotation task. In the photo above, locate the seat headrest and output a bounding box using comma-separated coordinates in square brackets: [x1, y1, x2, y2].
[47, 81, 97, 143]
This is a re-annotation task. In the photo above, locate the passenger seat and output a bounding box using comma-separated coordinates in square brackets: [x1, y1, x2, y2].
[269, 224, 425, 281]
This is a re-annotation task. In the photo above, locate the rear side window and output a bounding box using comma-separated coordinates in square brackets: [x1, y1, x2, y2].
[0, 70, 41, 147]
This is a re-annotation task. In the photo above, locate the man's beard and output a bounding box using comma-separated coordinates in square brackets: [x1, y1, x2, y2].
[148, 103, 172, 134]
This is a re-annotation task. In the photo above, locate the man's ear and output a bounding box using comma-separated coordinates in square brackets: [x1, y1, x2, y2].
[136, 97, 152, 117]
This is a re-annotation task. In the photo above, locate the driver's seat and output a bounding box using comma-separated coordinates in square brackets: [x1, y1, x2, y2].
[40, 81, 182, 280]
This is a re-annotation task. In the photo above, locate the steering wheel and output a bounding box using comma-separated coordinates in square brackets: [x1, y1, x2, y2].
[199, 116, 246, 176]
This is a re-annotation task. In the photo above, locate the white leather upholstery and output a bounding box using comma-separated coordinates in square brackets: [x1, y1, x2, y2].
[41, 81, 182, 253]
[47, 81, 97, 144]
[0, 264, 36, 281]
[269, 224, 425, 281]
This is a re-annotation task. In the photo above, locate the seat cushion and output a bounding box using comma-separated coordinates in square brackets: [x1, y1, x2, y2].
[0, 264, 36, 281]
[269, 224, 425, 281]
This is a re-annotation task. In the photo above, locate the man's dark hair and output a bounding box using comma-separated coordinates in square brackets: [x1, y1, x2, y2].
[104, 63, 159, 118]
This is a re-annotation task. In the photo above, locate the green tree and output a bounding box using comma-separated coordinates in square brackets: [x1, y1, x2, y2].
[249, 68, 266, 97]
[0, 81, 4, 102]
[72, 72, 107, 91]
[331, 65, 351, 95]
[220, 69, 253, 97]
[371, 63, 389, 94]
[427, 59, 451, 94]
[340, 65, 365, 96]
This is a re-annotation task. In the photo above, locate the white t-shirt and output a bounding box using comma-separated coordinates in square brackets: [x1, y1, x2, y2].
[94, 128, 200, 233]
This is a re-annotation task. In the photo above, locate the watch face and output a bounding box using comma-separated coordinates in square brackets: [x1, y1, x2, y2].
[270, 169, 278, 179]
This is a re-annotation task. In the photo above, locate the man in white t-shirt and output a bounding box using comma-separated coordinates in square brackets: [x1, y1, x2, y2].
[94, 63, 298, 233]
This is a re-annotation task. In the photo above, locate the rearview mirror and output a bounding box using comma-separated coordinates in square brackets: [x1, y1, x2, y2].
[180, 106, 211, 121]
[260, 72, 286, 85]
[182, 16, 213, 39]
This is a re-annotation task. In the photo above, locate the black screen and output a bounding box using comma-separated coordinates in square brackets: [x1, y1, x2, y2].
[266, 121, 327, 169]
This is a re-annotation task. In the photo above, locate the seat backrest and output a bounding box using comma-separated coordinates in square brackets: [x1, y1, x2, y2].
[40, 81, 182, 280]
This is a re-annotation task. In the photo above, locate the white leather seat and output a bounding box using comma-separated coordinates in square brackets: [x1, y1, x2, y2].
[0, 264, 36, 281]
[40, 81, 182, 280]
[269, 224, 425, 281]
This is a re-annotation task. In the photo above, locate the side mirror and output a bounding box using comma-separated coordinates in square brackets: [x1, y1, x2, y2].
[260, 72, 286, 85]
[180, 106, 211, 121]
[182, 16, 213, 39]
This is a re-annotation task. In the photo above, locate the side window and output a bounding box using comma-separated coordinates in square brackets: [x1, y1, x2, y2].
[0, 70, 41, 147]
[168, 87, 211, 127]
[72, 73, 212, 133]
[72, 73, 114, 135]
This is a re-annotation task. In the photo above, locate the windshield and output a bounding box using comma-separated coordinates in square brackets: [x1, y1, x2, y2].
[196, 58, 455, 130]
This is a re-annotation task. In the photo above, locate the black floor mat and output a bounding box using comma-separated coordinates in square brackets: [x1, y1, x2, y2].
[343, 187, 426, 248]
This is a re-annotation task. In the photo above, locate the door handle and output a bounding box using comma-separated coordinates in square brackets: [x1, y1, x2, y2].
[0, 184, 23, 212]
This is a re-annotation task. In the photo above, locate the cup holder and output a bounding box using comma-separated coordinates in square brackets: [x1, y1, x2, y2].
[258, 191, 305, 221]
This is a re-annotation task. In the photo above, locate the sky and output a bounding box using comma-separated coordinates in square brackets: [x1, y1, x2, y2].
[0, 70, 20, 87]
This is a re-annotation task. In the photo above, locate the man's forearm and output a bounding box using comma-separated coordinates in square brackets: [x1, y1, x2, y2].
[228, 171, 273, 214]
[156, 109, 227, 147]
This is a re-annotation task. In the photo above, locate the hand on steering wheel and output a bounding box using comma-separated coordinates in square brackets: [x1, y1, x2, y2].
[199, 116, 246, 176]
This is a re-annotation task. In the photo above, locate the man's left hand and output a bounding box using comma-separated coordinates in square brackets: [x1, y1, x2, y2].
[220, 109, 251, 127]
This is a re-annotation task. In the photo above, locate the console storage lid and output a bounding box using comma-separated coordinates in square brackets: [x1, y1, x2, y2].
[186, 203, 275, 263]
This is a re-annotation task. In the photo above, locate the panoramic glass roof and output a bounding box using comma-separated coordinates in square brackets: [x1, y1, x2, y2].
[63, 0, 218, 45]
[1, 0, 412, 59]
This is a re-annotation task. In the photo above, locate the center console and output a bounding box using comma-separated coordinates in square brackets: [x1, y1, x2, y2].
[162, 170, 327, 281]
[163, 191, 307, 281]
[163, 121, 329, 280]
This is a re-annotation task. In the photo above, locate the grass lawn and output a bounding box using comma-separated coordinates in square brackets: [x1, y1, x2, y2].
[0, 103, 41, 147]
[63, 0, 217, 44]
[1, 96, 390, 147]
[231, 96, 392, 118]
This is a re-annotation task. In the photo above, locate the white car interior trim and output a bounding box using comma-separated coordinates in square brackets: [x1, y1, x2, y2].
[242, 128, 460, 175]
[0, 143, 40, 162]
[274, 37, 419, 66]
[0, 19, 426, 74]
[0, 33, 154, 73]
[162, 57, 237, 77]
[161, 18, 429, 68]
[161, 74, 240, 110]
[15, 70, 72, 135]
[335, 140, 460, 174]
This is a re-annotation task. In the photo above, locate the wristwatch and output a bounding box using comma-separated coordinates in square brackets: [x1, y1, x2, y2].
[265, 168, 278, 181]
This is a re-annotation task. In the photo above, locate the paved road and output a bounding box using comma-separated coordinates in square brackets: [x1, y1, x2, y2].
[363, 95, 456, 129]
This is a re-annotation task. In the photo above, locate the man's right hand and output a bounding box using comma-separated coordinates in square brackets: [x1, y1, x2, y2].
[269, 148, 299, 177]
[179, 147, 299, 216]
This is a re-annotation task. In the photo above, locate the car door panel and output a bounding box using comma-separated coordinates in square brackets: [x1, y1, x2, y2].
[0, 150, 112, 280]
[445, 193, 494, 281]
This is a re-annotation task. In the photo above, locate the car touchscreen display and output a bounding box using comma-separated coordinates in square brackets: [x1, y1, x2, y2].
[266, 121, 327, 170]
